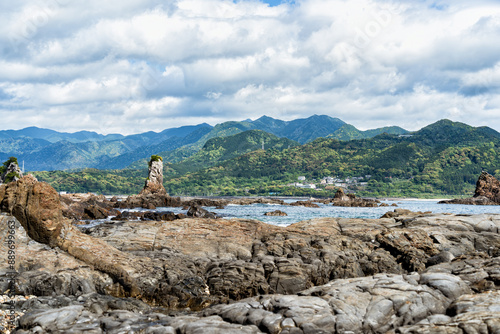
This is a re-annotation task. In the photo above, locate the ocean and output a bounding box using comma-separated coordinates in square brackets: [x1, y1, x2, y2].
[149, 199, 500, 227]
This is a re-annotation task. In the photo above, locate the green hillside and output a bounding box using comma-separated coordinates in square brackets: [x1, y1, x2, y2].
[163, 120, 500, 197]
[166, 130, 299, 176]
[128, 115, 347, 168]
[30, 119, 500, 198]
[328, 124, 409, 141]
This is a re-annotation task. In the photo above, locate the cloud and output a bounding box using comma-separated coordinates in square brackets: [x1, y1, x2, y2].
[1, 0, 500, 134]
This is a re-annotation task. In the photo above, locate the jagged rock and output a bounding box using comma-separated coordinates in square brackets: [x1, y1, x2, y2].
[398, 291, 500, 334]
[0, 176, 166, 303]
[229, 197, 286, 206]
[61, 193, 120, 220]
[113, 154, 181, 209]
[264, 210, 288, 216]
[474, 171, 500, 202]
[117, 193, 182, 210]
[440, 171, 500, 205]
[202, 273, 472, 334]
[331, 188, 380, 207]
[186, 205, 217, 219]
[333, 187, 351, 201]
[0, 160, 23, 184]
[140, 155, 167, 196]
[289, 200, 320, 208]
[381, 208, 431, 219]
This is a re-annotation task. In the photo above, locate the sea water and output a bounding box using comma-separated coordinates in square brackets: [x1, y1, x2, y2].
[152, 199, 500, 227]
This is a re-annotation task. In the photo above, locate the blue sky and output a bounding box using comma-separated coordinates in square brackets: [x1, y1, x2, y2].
[1, 0, 500, 135]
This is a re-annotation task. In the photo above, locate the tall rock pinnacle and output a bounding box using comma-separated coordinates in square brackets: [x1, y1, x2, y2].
[140, 155, 167, 195]
[0, 157, 23, 185]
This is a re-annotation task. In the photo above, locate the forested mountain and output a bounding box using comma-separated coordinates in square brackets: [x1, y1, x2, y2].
[328, 124, 408, 140]
[31, 119, 500, 197]
[1, 124, 213, 171]
[161, 120, 500, 197]
[1, 115, 411, 171]
[165, 130, 299, 176]
[0, 126, 124, 143]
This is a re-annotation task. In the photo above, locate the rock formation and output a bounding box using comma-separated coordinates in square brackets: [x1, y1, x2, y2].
[440, 171, 500, 205]
[331, 188, 381, 207]
[474, 171, 500, 202]
[140, 155, 167, 196]
[264, 210, 288, 216]
[0, 176, 159, 300]
[2, 177, 500, 333]
[0, 158, 23, 184]
[3, 207, 500, 333]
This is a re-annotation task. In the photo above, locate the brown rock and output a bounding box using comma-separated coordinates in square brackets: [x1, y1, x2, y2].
[332, 188, 380, 207]
[187, 205, 217, 219]
[474, 171, 500, 202]
[0, 176, 155, 299]
[440, 172, 500, 205]
[333, 188, 350, 201]
[140, 156, 167, 196]
[264, 210, 288, 216]
[289, 200, 320, 208]
[0, 175, 64, 246]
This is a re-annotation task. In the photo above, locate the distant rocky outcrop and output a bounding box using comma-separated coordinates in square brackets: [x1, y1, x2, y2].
[474, 171, 500, 202]
[440, 171, 500, 205]
[264, 210, 288, 216]
[140, 155, 167, 196]
[0, 157, 23, 184]
[331, 188, 381, 207]
[118, 154, 183, 209]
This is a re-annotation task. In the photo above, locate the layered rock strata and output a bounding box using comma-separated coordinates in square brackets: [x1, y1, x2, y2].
[1, 179, 500, 333]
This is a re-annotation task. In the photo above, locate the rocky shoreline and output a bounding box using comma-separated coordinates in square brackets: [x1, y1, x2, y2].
[1, 162, 500, 333]
[1, 186, 500, 332]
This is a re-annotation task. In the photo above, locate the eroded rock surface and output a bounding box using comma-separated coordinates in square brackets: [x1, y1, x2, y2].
[141, 156, 167, 196]
[1, 179, 500, 333]
[440, 171, 500, 205]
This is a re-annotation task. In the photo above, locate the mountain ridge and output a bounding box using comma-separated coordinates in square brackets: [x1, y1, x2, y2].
[8, 117, 494, 173]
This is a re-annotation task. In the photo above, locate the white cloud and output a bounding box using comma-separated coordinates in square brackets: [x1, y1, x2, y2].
[1, 0, 500, 134]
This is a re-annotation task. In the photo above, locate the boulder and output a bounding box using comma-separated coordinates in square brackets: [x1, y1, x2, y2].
[331, 188, 381, 207]
[289, 200, 320, 208]
[187, 205, 217, 219]
[264, 210, 288, 216]
[61, 193, 120, 220]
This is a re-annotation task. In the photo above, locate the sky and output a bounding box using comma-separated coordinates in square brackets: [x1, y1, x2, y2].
[1, 0, 500, 135]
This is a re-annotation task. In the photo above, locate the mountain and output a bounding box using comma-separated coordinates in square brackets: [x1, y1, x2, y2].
[128, 115, 346, 169]
[276, 115, 346, 143]
[98, 126, 213, 169]
[249, 115, 346, 144]
[328, 124, 409, 141]
[160, 119, 500, 196]
[166, 130, 299, 176]
[0, 115, 375, 171]
[410, 119, 500, 145]
[0, 126, 124, 143]
[3, 124, 213, 171]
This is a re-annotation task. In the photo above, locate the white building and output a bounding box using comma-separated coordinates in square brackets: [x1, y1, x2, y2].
[298, 176, 306, 181]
